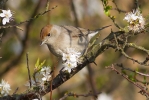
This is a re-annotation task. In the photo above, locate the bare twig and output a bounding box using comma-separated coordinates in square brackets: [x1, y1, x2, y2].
[116, 63, 149, 77]
[13, 87, 19, 95]
[112, 0, 126, 13]
[126, 43, 149, 55]
[26, 52, 32, 88]
[87, 64, 97, 98]
[0, 33, 3, 59]
[134, 0, 139, 9]
[50, 67, 55, 100]
[106, 64, 149, 98]
[121, 49, 149, 66]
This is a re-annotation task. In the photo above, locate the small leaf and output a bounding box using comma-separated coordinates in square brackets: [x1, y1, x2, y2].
[104, 6, 112, 16]
[35, 58, 40, 68]
[40, 60, 46, 68]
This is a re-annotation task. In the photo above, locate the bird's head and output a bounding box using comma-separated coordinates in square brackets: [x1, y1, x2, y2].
[40, 24, 60, 46]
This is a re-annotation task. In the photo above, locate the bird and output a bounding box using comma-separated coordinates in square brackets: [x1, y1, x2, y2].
[40, 24, 110, 57]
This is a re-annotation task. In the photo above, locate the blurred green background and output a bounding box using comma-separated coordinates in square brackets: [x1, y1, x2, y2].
[0, 0, 149, 100]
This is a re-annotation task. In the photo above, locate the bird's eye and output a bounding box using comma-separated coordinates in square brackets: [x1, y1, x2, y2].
[47, 33, 51, 36]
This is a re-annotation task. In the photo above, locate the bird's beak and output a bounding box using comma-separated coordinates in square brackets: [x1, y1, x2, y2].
[40, 41, 44, 46]
[40, 39, 46, 46]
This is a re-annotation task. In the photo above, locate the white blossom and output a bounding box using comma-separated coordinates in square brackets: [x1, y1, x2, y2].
[62, 48, 81, 73]
[0, 10, 12, 25]
[97, 93, 113, 100]
[124, 8, 145, 32]
[0, 79, 11, 96]
[63, 61, 77, 73]
[40, 66, 51, 81]
[25, 79, 41, 87]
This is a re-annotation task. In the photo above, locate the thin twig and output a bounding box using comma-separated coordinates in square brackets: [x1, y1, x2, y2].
[26, 52, 32, 88]
[112, 0, 126, 13]
[106, 64, 149, 97]
[50, 66, 55, 100]
[134, 0, 139, 9]
[0, 33, 3, 59]
[126, 43, 149, 55]
[0, 5, 58, 29]
[121, 49, 149, 66]
[87, 64, 97, 98]
[13, 87, 19, 95]
[116, 63, 149, 77]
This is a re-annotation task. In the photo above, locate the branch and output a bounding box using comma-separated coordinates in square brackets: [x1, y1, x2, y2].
[112, 0, 126, 13]
[106, 64, 149, 98]
[26, 52, 32, 88]
[121, 49, 149, 66]
[126, 43, 149, 55]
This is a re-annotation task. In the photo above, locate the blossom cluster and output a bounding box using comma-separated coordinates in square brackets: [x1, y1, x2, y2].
[124, 8, 145, 33]
[25, 66, 51, 89]
[40, 66, 51, 81]
[0, 10, 12, 25]
[62, 48, 81, 73]
[0, 79, 11, 96]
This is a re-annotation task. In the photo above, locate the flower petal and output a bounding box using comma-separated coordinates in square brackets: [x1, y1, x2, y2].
[0, 13, 5, 17]
[2, 18, 7, 25]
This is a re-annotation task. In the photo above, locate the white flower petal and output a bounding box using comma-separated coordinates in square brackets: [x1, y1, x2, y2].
[124, 8, 145, 32]
[2, 10, 7, 14]
[0, 79, 11, 96]
[0, 13, 5, 17]
[42, 77, 47, 81]
[2, 18, 7, 25]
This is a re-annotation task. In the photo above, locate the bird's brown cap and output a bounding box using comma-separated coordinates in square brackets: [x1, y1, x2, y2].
[40, 25, 52, 40]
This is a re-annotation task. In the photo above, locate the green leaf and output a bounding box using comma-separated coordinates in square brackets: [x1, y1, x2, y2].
[35, 58, 40, 68]
[35, 58, 46, 69]
[104, 6, 112, 16]
[40, 60, 46, 67]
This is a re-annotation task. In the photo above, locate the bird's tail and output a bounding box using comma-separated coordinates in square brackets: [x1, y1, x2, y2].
[94, 25, 111, 32]
[88, 25, 111, 40]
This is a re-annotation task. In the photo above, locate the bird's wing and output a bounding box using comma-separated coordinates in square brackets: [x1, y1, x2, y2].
[60, 25, 93, 37]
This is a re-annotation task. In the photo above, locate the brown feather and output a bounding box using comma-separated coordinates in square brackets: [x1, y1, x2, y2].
[40, 25, 52, 40]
